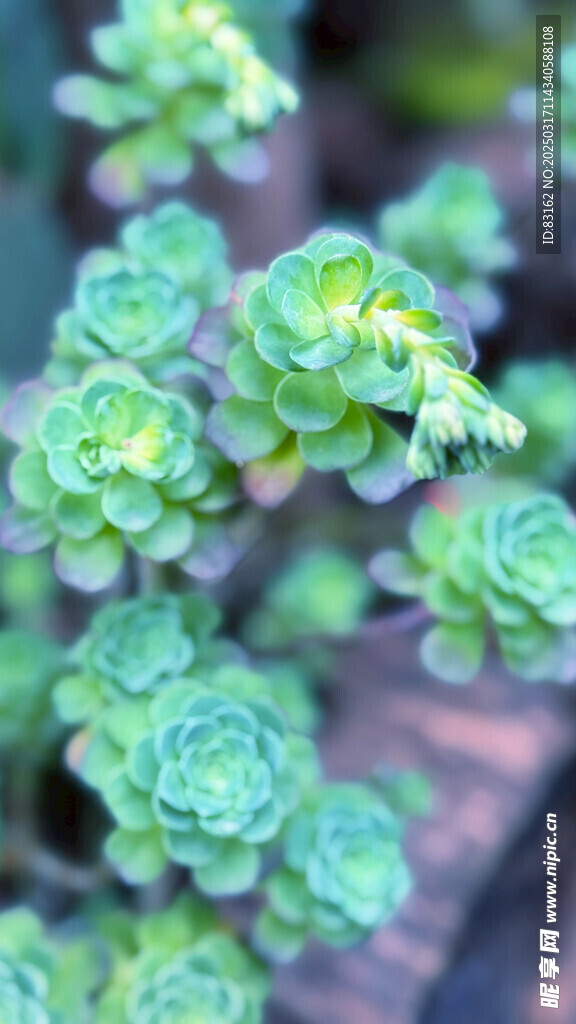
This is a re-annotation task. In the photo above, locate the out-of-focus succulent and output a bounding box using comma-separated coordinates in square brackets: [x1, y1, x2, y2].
[0, 908, 99, 1023]
[243, 547, 375, 649]
[54, 593, 221, 724]
[55, 0, 299, 205]
[0, 364, 238, 591]
[96, 893, 270, 1024]
[378, 163, 515, 329]
[46, 201, 232, 387]
[76, 668, 318, 892]
[370, 494, 576, 684]
[203, 232, 525, 503]
[256, 783, 411, 960]
[492, 359, 576, 484]
[0, 630, 62, 752]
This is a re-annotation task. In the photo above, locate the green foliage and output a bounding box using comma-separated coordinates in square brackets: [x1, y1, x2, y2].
[0, 908, 99, 1023]
[205, 231, 525, 501]
[378, 163, 515, 329]
[76, 668, 318, 893]
[47, 201, 232, 387]
[243, 546, 375, 649]
[96, 893, 270, 1024]
[55, 0, 299, 204]
[0, 630, 62, 752]
[54, 593, 221, 723]
[256, 783, 412, 960]
[492, 359, 576, 485]
[371, 494, 576, 684]
[1, 364, 237, 590]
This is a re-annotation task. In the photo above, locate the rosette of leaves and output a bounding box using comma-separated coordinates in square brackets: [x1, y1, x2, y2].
[0, 630, 62, 753]
[0, 364, 238, 591]
[0, 908, 99, 1023]
[54, 593, 221, 725]
[370, 494, 576, 684]
[492, 359, 576, 485]
[243, 547, 375, 650]
[204, 232, 525, 502]
[378, 163, 515, 329]
[47, 202, 233, 387]
[54, 0, 299, 205]
[95, 893, 270, 1024]
[256, 783, 411, 960]
[77, 668, 318, 893]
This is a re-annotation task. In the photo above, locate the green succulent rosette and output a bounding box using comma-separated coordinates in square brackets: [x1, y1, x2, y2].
[242, 546, 375, 650]
[49, 267, 199, 385]
[378, 163, 515, 330]
[0, 364, 238, 591]
[256, 784, 411, 960]
[95, 894, 270, 1024]
[492, 359, 576, 485]
[0, 630, 63, 753]
[120, 200, 232, 306]
[203, 232, 525, 502]
[54, 593, 221, 725]
[76, 668, 318, 893]
[370, 494, 576, 684]
[0, 908, 99, 1024]
[47, 202, 233, 387]
[54, 0, 299, 205]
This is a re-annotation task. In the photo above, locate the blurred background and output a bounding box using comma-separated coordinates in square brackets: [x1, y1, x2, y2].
[1, 0, 576, 1021]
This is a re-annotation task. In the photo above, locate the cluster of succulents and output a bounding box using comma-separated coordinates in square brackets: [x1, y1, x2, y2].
[378, 163, 515, 329]
[205, 231, 525, 501]
[0, 908, 99, 1023]
[46, 201, 232, 387]
[96, 893, 270, 1024]
[75, 666, 319, 892]
[492, 359, 576, 485]
[0, 630, 62, 752]
[256, 783, 412, 960]
[55, 0, 299, 204]
[370, 494, 576, 683]
[0, 364, 238, 590]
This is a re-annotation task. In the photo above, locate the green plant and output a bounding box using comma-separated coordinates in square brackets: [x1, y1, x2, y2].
[55, 0, 298, 204]
[256, 783, 412, 960]
[1, 364, 237, 590]
[371, 494, 576, 683]
[205, 232, 525, 499]
[96, 893, 270, 1024]
[492, 359, 576, 484]
[0, 1, 540, 1019]
[46, 201, 232, 387]
[378, 163, 515, 329]
[0, 908, 99, 1023]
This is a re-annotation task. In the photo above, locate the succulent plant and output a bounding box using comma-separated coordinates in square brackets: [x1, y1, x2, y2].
[378, 163, 515, 329]
[256, 784, 411, 960]
[243, 546, 375, 649]
[203, 232, 525, 502]
[46, 201, 232, 387]
[0, 908, 99, 1024]
[370, 494, 576, 684]
[96, 893, 270, 1024]
[0, 364, 238, 591]
[77, 668, 318, 892]
[55, 0, 299, 205]
[54, 593, 221, 724]
[0, 630, 62, 753]
[492, 359, 576, 485]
